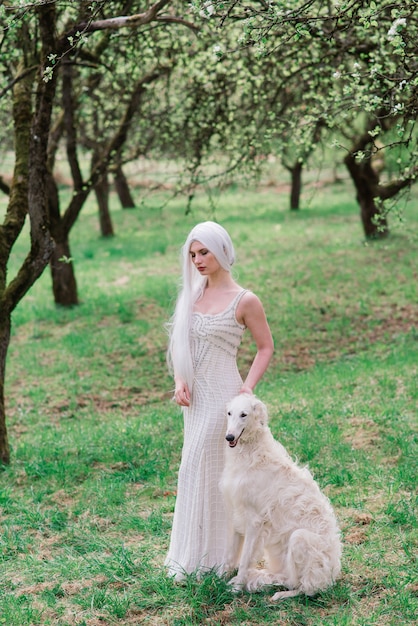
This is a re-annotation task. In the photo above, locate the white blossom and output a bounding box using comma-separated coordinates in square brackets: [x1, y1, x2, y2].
[387, 18, 406, 40]
[199, 2, 214, 18]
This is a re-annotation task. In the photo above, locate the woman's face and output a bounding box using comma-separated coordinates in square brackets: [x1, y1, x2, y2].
[189, 240, 221, 276]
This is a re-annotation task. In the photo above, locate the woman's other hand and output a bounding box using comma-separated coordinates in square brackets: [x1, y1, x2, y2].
[173, 380, 191, 406]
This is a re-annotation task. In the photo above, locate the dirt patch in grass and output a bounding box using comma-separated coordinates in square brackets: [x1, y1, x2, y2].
[201, 606, 237, 624]
[344, 512, 374, 545]
[123, 609, 167, 625]
[52, 386, 171, 416]
[15, 575, 108, 597]
[277, 302, 417, 372]
[345, 417, 381, 450]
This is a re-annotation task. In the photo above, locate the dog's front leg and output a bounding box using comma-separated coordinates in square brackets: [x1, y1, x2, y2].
[229, 521, 263, 591]
[222, 513, 243, 574]
[224, 531, 243, 574]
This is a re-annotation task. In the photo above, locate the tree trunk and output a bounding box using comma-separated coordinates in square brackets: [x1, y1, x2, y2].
[95, 172, 114, 237]
[47, 173, 79, 306]
[289, 161, 303, 210]
[358, 193, 388, 239]
[344, 153, 389, 238]
[114, 165, 136, 208]
[0, 312, 11, 465]
[0, 2, 58, 464]
[0, 177, 10, 196]
[50, 241, 79, 306]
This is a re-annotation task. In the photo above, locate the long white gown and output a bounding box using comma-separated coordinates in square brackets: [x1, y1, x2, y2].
[165, 290, 248, 579]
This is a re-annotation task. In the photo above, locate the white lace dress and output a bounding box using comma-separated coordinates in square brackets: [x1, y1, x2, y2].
[165, 290, 247, 579]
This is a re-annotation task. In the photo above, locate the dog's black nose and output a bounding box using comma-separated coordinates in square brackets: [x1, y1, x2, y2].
[225, 434, 235, 442]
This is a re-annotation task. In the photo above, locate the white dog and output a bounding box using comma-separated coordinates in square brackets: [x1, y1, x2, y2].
[220, 394, 342, 601]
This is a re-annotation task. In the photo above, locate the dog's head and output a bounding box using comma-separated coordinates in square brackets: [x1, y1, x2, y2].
[225, 393, 268, 447]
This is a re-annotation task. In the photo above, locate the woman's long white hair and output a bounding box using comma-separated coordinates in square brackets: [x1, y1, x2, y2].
[167, 221, 236, 391]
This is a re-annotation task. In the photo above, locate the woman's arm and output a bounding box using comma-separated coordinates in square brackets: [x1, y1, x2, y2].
[237, 292, 274, 394]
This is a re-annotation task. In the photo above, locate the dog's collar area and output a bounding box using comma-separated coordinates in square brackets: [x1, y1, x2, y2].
[226, 428, 245, 448]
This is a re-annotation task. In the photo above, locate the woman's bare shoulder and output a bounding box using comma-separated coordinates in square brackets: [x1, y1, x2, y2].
[240, 290, 263, 307]
[237, 290, 265, 324]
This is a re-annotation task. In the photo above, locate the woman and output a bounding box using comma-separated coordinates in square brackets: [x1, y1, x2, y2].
[165, 221, 274, 580]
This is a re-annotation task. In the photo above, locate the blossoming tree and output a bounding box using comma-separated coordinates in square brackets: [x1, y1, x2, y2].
[191, 0, 418, 237]
[0, 0, 197, 464]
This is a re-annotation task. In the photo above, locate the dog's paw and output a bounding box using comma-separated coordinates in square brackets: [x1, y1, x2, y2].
[228, 575, 245, 593]
[245, 578, 262, 592]
[243, 569, 274, 592]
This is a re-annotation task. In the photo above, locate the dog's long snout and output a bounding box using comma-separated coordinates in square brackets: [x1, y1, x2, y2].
[225, 433, 235, 442]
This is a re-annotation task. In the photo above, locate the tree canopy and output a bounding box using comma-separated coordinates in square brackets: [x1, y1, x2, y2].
[186, 1, 417, 233]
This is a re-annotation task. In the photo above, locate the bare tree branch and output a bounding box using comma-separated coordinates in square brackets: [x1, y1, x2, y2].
[376, 168, 418, 200]
[61, 0, 199, 45]
[0, 65, 38, 99]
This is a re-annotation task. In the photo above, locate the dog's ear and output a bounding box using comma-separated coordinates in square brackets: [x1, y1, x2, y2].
[252, 398, 268, 425]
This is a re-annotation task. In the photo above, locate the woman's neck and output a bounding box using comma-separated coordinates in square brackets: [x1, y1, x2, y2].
[206, 270, 237, 290]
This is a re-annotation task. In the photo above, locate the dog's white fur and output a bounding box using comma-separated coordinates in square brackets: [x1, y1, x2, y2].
[220, 394, 342, 601]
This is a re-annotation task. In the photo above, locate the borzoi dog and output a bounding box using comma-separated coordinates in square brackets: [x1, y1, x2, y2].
[220, 394, 342, 601]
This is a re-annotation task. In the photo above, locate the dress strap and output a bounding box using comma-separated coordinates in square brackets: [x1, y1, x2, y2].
[232, 289, 249, 321]
[231, 289, 248, 328]
[233, 289, 248, 309]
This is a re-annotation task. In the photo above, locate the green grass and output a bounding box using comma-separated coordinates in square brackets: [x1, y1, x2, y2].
[0, 177, 417, 625]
